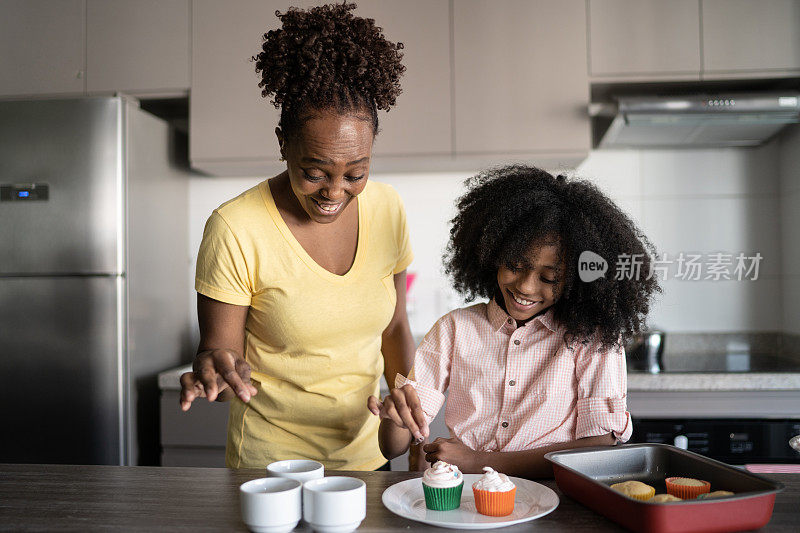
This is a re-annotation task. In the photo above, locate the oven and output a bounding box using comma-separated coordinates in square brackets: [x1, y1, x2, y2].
[630, 418, 800, 464]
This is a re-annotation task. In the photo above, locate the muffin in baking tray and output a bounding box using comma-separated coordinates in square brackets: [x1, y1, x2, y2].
[610, 480, 656, 501]
[697, 490, 735, 499]
[665, 477, 711, 499]
[650, 493, 682, 503]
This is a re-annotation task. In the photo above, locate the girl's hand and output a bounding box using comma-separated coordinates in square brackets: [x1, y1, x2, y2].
[367, 384, 429, 443]
[423, 437, 487, 473]
[408, 440, 428, 471]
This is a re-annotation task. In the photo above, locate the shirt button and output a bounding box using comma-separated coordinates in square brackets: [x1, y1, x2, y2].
[513, 339, 520, 345]
[509, 380, 516, 386]
[501, 421, 509, 428]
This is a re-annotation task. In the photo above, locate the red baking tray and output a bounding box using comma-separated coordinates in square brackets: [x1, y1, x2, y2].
[544, 443, 783, 533]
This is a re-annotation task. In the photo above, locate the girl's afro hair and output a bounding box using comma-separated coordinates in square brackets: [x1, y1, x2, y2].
[444, 165, 662, 349]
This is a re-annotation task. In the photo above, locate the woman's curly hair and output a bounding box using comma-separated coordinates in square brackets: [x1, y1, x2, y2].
[252, 2, 405, 139]
[444, 165, 661, 350]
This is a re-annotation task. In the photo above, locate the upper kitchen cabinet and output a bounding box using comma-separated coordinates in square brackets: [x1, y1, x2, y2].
[702, 0, 800, 78]
[588, 0, 701, 81]
[86, 0, 190, 96]
[352, 1, 451, 160]
[191, 0, 451, 176]
[0, 0, 85, 97]
[453, 0, 590, 163]
[190, 0, 288, 176]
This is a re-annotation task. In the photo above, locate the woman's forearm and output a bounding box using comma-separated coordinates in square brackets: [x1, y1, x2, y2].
[379, 323, 423, 459]
[377, 303, 417, 461]
[381, 271, 416, 387]
[376, 272, 427, 462]
[381, 310, 415, 387]
[381, 323, 414, 389]
[474, 433, 616, 478]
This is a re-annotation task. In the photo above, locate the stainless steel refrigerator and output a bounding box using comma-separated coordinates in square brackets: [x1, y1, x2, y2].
[0, 97, 189, 465]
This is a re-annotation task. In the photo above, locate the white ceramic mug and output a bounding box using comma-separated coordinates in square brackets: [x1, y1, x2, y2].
[266, 459, 325, 482]
[239, 477, 302, 533]
[302, 476, 366, 533]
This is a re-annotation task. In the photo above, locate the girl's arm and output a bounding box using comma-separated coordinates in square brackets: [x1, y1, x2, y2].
[423, 433, 616, 478]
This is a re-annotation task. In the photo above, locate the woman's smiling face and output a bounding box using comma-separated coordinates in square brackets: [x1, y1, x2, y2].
[279, 109, 374, 224]
[497, 239, 566, 324]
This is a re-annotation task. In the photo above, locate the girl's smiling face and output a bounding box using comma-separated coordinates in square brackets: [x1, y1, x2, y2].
[497, 239, 566, 325]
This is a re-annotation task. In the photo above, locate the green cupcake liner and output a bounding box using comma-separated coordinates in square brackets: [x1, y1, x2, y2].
[423, 482, 464, 511]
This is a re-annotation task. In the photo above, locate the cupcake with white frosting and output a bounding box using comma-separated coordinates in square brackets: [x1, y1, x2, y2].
[472, 467, 516, 516]
[422, 461, 464, 510]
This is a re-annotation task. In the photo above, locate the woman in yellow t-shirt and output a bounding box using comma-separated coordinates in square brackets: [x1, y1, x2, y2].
[178, 4, 421, 470]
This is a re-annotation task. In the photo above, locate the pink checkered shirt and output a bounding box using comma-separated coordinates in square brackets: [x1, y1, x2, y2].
[396, 299, 632, 452]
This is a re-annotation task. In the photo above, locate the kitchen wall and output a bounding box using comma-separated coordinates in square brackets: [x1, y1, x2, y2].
[779, 125, 800, 336]
[187, 135, 791, 346]
[578, 142, 784, 334]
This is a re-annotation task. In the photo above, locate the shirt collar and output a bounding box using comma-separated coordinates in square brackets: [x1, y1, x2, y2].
[487, 297, 558, 333]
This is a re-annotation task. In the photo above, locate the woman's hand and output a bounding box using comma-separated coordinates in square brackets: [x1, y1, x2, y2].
[179, 348, 258, 411]
[423, 437, 487, 473]
[367, 384, 429, 443]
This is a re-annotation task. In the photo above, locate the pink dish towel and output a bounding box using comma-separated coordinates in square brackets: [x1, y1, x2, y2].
[745, 464, 800, 473]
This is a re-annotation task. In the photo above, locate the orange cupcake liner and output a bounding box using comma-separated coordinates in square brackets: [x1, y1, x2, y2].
[472, 486, 516, 517]
[665, 477, 711, 499]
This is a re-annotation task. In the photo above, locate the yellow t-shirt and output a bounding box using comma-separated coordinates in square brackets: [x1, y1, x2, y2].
[195, 180, 413, 470]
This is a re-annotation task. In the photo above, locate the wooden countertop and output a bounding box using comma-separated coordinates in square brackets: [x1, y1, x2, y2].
[0, 464, 797, 531]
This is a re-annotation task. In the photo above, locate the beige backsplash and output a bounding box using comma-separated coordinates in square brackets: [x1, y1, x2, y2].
[663, 331, 800, 358]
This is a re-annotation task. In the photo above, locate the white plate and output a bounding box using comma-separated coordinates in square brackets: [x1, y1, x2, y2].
[381, 474, 559, 530]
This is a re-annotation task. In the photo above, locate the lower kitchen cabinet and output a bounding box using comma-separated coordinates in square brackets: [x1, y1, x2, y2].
[161, 446, 226, 468]
[160, 389, 228, 467]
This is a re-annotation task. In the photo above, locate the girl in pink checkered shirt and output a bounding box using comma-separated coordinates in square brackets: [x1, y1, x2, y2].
[368, 165, 661, 477]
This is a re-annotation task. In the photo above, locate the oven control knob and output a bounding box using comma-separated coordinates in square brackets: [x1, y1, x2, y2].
[674, 435, 689, 450]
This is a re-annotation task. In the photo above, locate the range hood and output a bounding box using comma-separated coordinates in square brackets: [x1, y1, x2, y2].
[591, 92, 800, 148]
